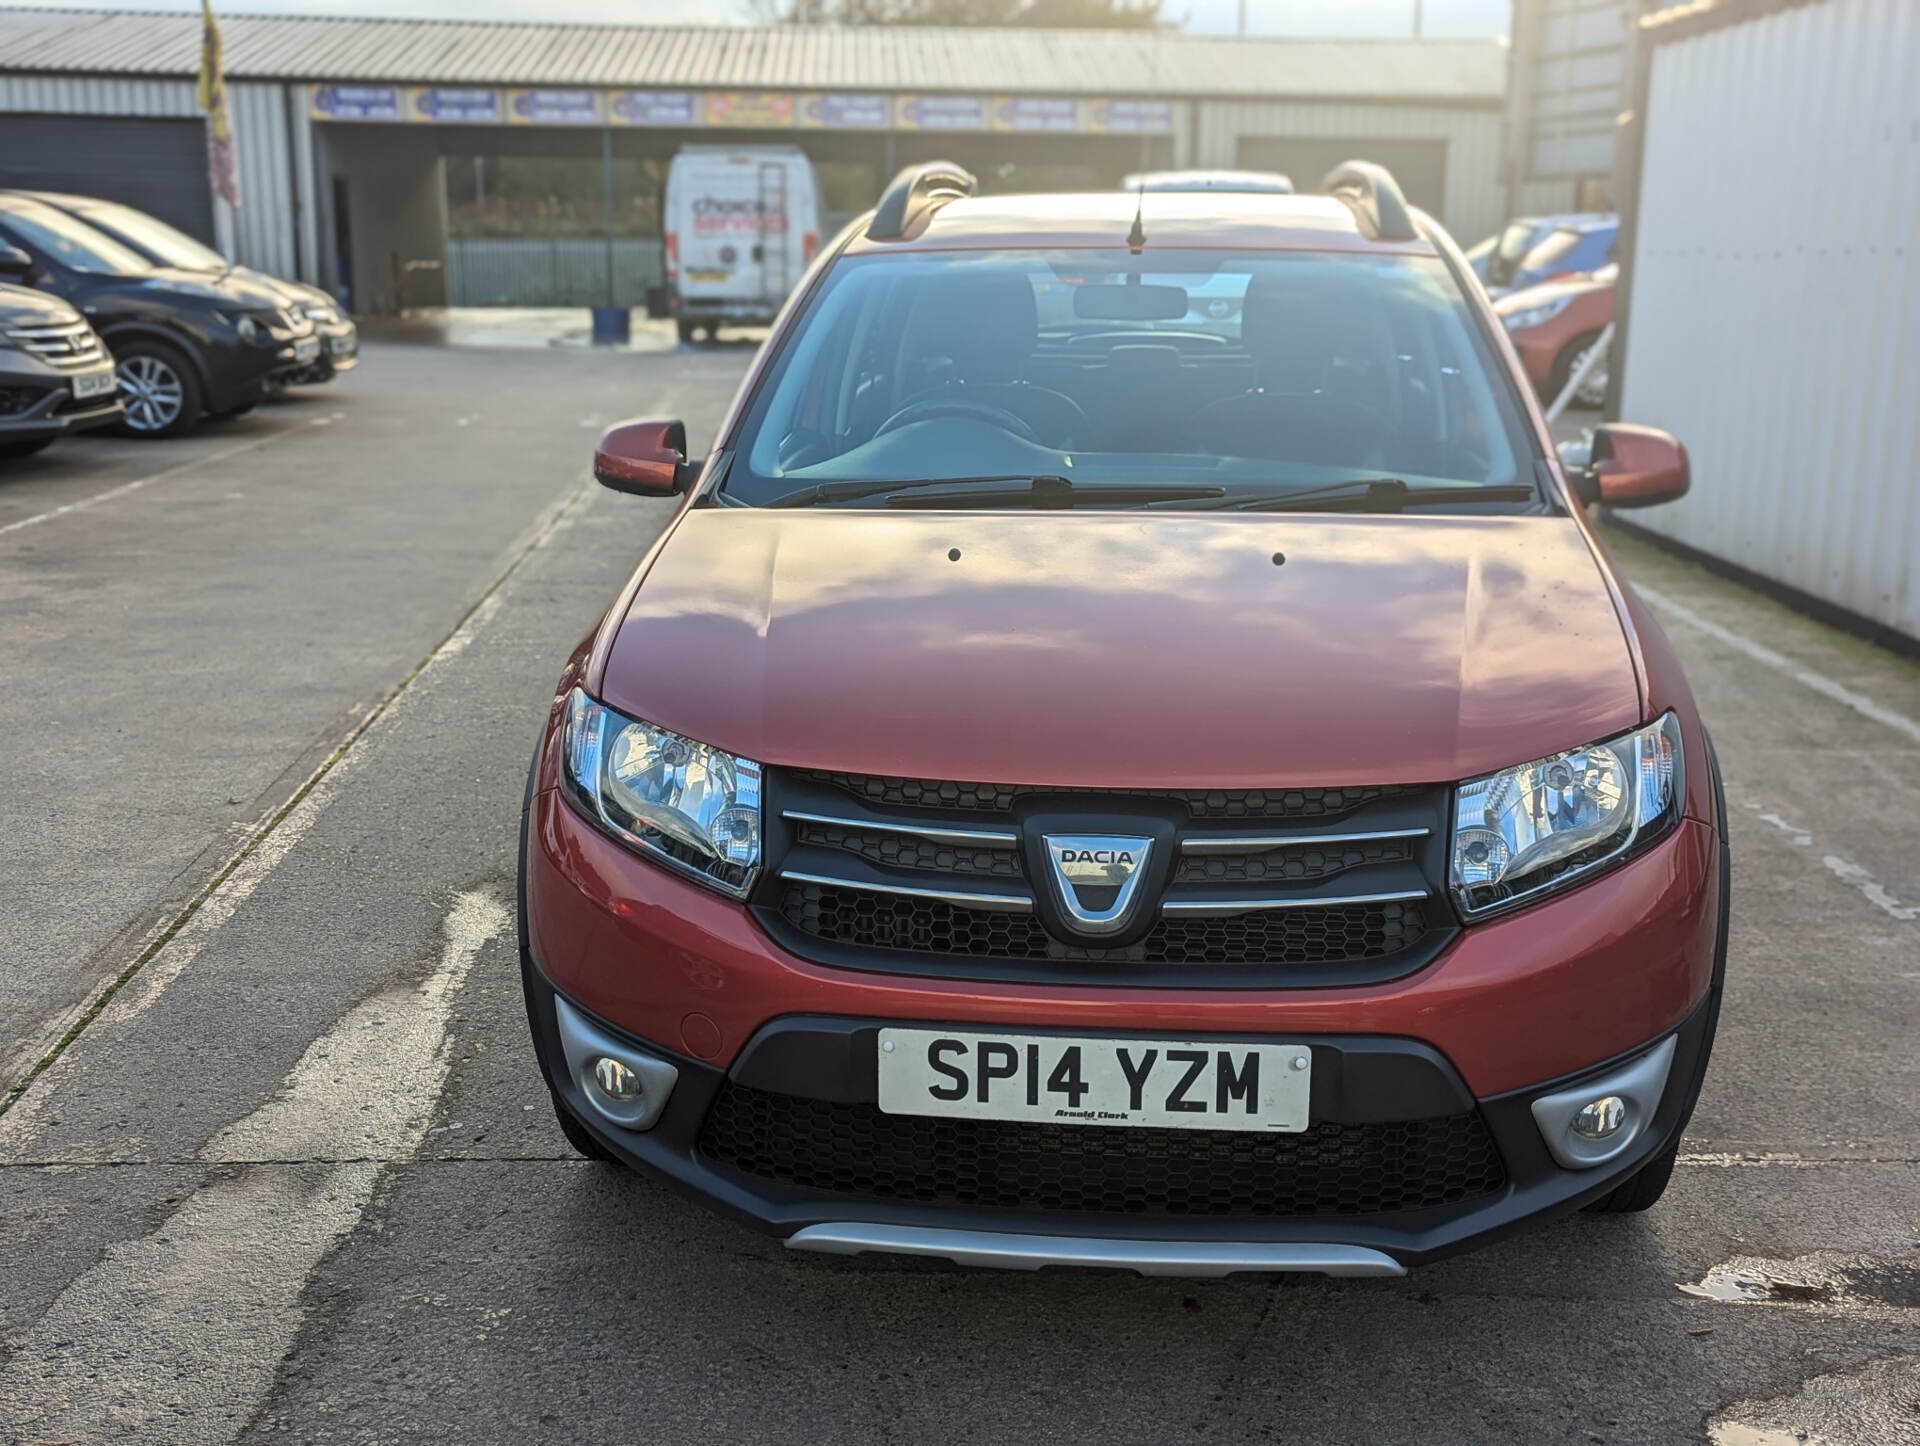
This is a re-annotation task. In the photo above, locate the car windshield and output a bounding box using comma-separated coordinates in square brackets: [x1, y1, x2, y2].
[74, 201, 226, 271]
[723, 248, 1535, 510]
[0, 198, 151, 275]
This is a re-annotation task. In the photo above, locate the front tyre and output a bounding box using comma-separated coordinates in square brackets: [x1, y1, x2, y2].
[1582, 1136, 1678, 1213]
[113, 340, 203, 438]
[1549, 330, 1608, 411]
[550, 1088, 617, 1162]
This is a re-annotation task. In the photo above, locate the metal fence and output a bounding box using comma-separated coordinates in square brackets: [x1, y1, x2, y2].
[444, 237, 664, 307]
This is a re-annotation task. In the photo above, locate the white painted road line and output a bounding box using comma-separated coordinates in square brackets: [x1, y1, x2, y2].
[0, 420, 318, 539]
[0, 891, 508, 1445]
[1745, 804, 1918, 927]
[1636, 585, 1920, 748]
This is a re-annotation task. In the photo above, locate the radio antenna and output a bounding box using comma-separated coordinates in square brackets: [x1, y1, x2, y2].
[1127, 32, 1159, 253]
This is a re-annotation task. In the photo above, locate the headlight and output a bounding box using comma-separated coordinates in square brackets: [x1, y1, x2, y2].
[1501, 295, 1573, 332]
[1450, 714, 1684, 918]
[560, 688, 762, 897]
[302, 299, 340, 323]
[221, 311, 276, 345]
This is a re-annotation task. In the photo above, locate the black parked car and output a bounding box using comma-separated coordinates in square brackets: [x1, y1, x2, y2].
[0, 273, 122, 458]
[11, 191, 358, 384]
[0, 194, 318, 438]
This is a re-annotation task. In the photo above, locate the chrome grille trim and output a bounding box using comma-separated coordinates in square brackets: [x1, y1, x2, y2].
[1160, 888, 1431, 918]
[1180, 827, 1431, 854]
[779, 868, 1034, 912]
[6, 321, 105, 371]
[781, 809, 1019, 848]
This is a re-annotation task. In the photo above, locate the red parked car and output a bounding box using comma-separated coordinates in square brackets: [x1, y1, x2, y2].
[521, 163, 1724, 1277]
[1495, 263, 1616, 409]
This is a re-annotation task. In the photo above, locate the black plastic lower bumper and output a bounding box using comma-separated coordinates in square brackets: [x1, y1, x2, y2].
[0, 360, 121, 440]
[522, 952, 1721, 1269]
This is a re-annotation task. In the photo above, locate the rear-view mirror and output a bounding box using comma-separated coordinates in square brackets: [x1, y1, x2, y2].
[0, 244, 34, 282]
[1072, 283, 1189, 322]
[594, 419, 700, 496]
[1583, 423, 1690, 509]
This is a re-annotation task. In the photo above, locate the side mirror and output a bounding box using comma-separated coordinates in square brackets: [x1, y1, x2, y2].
[0, 243, 35, 283]
[593, 419, 700, 496]
[1573, 423, 1690, 509]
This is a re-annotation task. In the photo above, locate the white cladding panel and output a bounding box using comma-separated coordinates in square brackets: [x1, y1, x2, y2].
[1619, 0, 1920, 639]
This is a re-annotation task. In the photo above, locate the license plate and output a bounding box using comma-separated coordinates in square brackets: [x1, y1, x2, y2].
[71, 369, 116, 400]
[294, 337, 321, 362]
[877, 1028, 1311, 1133]
[685, 268, 729, 283]
[327, 334, 356, 356]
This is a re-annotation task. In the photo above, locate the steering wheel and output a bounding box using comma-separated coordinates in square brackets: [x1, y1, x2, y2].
[874, 397, 1038, 443]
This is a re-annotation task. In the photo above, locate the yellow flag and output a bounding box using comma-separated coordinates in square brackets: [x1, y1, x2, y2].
[198, 0, 239, 207]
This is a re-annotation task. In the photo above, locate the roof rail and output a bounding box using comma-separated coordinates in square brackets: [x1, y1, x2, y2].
[867, 161, 976, 241]
[1320, 161, 1417, 243]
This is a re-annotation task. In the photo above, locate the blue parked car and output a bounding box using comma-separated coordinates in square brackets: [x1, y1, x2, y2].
[1509, 217, 1618, 292]
[1463, 212, 1615, 296]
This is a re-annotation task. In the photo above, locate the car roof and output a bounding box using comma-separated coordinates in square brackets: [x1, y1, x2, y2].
[843, 190, 1434, 256]
[1121, 169, 1294, 195]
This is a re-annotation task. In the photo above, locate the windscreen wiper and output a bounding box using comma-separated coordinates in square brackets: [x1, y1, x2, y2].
[768, 474, 1225, 509]
[1160, 478, 1539, 513]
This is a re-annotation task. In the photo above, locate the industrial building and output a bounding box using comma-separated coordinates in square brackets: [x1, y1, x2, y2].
[0, 8, 1508, 313]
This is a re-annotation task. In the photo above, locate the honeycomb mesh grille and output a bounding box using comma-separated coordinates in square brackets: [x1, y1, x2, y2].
[699, 1084, 1507, 1217]
[778, 883, 1428, 964]
[792, 770, 1416, 820]
[1174, 836, 1415, 885]
[791, 821, 1023, 879]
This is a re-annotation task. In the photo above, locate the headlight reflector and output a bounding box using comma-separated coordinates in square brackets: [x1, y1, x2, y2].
[1450, 714, 1683, 917]
[561, 688, 762, 896]
[1501, 295, 1573, 332]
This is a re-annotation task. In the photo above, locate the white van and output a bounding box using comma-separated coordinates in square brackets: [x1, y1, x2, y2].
[662, 146, 825, 343]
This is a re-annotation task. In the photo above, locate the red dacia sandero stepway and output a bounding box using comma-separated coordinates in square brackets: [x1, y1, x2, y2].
[519, 162, 1724, 1277]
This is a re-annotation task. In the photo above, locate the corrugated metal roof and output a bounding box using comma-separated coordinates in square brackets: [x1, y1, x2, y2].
[0, 8, 1506, 101]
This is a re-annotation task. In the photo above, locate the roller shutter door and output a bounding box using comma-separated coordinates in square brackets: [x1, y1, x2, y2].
[0, 115, 214, 245]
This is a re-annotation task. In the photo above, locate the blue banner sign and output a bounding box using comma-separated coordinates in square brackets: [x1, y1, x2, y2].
[800, 93, 891, 129]
[898, 95, 986, 131]
[510, 88, 602, 124]
[610, 90, 699, 126]
[309, 84, 403, 121]
[410, 87, 501, 123]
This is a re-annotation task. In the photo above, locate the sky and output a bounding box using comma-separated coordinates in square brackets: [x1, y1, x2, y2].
[0, 0, 1512, 36]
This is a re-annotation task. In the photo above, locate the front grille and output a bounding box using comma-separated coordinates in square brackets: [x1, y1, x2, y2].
[1175, 835, 1416, 885]
[780, 881, 1427, 965]
[790, 819, 1023, 878]
[763, 768, 1452, 983]
[5, 320, 105, 371]
[793, 769, 1417, 821]
[699, 1083, 1507, 1218]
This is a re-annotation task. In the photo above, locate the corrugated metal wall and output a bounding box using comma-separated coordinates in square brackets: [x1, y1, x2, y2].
[0, 74, 310, 284]
[1191, 100, 1505, 243]
[1618, 0, 1920, 641]
[0, 73, 198, 116]
[227, 82, 299, 281]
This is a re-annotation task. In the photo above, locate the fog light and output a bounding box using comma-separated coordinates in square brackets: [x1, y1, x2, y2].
[593, 1055, 642, 1101]
[1571, 1095, 1626, 1140]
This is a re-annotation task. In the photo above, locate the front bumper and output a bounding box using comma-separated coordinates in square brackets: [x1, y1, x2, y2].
[523, 776, 1725, 1269]
[0, 357, 122, 440]
[287, 319, 357, 383]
